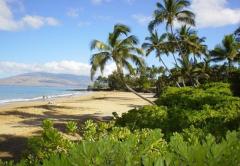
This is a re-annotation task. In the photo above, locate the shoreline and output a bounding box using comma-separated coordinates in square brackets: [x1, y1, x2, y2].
[0, 90, 91, 106]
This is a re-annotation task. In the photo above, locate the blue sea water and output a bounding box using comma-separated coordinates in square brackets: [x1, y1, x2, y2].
[0, 85, 87, 104]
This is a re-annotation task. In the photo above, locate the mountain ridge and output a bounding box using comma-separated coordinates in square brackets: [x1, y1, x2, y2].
[0, 72, 91, 88]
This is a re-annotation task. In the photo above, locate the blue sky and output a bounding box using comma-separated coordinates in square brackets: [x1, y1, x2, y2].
[0, 0, 239, 78]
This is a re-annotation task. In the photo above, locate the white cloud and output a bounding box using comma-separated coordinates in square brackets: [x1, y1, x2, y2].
[0, 0, 60, 31]
[0, 61, 116, 77]
[191, 0, 240, 28]
[45, 17, 59, 26]
[132, 14, 151, 26]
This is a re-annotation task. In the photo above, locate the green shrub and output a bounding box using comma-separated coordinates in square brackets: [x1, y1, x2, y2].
[116, 83, 240, 138]
[40, 129, 240, 166]
[116, 106, 168, 130]
[66, 121, 78, 135]
[25, 119, 73, 164]
[9, 121, 240, 165]
[155, 83, 234, 110]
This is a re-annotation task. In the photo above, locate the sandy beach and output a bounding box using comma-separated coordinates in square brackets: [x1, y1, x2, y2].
[0, 91, 155, 160]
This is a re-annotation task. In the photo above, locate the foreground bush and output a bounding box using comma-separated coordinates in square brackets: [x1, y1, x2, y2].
[24, 119, 73, 164]
[2, 120, 240, 166]
[9, 121, 240, 166]
[41, 130, 240, 166]
[116, 83, 240, 139]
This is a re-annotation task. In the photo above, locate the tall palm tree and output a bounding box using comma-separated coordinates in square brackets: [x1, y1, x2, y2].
[211, 34, 240, 72]
[90, 24, 155, 105]
[149, 0, 195, 65]
[142, 31, 181, 87]
[175, 25, 207, 59]
[142, 31, 170, 71]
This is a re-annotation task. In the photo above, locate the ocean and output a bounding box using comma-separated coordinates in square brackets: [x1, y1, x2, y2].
[0, 85, 87, 104]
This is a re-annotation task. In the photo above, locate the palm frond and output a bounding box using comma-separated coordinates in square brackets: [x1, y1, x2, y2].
[90, 52, 111, 80]
[90, 40, 110, 51]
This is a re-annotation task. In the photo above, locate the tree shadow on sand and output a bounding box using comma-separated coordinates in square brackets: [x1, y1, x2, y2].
[0, 104, 113, 162]
[0, 135, 28, 162]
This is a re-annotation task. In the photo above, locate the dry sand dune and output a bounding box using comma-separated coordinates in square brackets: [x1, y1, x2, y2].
[0, 91, 155, 160]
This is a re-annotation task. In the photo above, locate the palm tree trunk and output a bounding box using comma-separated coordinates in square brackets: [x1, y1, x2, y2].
[117, 66, 155, 105]
[170, 25, 185, 60]
[228, 59, 232, 77]
[124, 83, 155, 105]
[182, 79, 186, 87]
[158, 52, 181, 88]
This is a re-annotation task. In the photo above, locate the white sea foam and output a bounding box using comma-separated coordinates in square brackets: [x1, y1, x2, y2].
[0, 91, 89, 105]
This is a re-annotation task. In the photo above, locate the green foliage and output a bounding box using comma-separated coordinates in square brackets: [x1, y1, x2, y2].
[91, 76, 109, 90]
[66, 121, 78, 135]
[166, 131, 240, 166]
[42, 128, 167, 166]
[8, 118, 240, 165]
[117, 83, 240, 139]
[108, 71, 125, 90]
[0, 160, 14, 166]
[40, 128, 240, 166]
[116, 105, 168, 130]
[25, 119, 73, 163]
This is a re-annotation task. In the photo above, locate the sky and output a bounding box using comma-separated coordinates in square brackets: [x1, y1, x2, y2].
[0, 0, 239, 78]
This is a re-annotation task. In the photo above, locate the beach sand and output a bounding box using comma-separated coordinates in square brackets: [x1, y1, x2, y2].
[0, 91, 155, 160]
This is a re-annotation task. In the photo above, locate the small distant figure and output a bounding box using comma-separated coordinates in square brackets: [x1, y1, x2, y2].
[43, 95, 49, 102]
[48, 101, 54, 105]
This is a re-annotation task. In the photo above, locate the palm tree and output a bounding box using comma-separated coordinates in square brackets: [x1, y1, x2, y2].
[211, 34, 240, 72]
[149, 0, 195, 65]
[174, 56, 204, 86]
[175, 25, 207, 59]
[90, 24, 155, 105]
[142, 31, 181, 87]
[142, 31, 170, 72]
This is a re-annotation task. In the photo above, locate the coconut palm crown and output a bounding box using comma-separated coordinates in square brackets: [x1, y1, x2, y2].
[175, 25, 207, 58]
[142, 31, 169, 68]
[148, 0, 195, 32]
[211, 34, 240, 68]
[90, 24, 145, 80]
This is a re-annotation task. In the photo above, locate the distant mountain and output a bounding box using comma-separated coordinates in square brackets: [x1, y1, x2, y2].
[0, 72, 91, 88]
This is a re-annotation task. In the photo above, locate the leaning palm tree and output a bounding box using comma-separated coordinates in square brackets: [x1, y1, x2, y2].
[149, 0, 195, 65]
[142, 31, 181, 87]
[211, 34, 240, 72]
[90, 24, 155, 105]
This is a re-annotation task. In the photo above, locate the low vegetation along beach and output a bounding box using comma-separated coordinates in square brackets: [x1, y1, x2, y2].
[0, 0, 240, 165]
